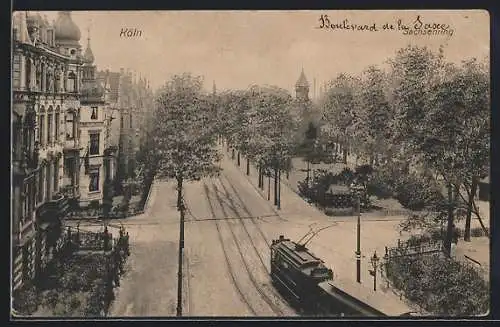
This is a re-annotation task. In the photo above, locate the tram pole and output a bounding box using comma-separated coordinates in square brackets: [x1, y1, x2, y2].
[176, 179, 185, 317]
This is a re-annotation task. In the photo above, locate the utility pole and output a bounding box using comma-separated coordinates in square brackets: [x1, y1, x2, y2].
[176, 180, 185, 317]
[355, 194, 361, 283]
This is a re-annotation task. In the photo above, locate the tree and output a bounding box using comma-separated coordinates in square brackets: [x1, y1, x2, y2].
[153, 73, 221, 184]
[153, 73, 221, 316]
[388, 46, 490, 247]
[356, 65, 393, 166]
[321, 73, 362, 164]
[417, 59, 490, 242]
[234, 85, 296, 207]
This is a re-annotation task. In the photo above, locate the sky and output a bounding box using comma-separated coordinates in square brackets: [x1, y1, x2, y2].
[32, 10, 489, 95]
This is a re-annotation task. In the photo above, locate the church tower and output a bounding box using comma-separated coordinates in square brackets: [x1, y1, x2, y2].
[82, 28, 96, 82]
[295, 68, 310, 101]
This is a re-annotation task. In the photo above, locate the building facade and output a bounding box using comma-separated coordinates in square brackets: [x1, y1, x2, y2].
[78, 35, 102, 207]
[12, 11, 83, 290]
[12, 11, 152, 292]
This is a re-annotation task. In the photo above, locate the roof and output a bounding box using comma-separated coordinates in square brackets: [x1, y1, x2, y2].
[275, 240, 322, 268]
[327, 184, 351, 195]
[318, 278, 415, 316]
[296, 69, 309, 88]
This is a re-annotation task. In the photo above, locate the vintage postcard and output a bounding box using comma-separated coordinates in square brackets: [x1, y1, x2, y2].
[11, 10, 490, 318]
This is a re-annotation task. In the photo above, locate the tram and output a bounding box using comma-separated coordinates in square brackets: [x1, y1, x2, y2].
[270, 235, 418, 317]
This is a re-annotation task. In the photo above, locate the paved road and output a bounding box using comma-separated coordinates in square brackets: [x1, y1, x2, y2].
[106, 145, 415, 317]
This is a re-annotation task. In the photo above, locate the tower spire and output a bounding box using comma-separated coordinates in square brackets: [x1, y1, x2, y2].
[83, 23, 95, 64]
[213, 80, 216, 95]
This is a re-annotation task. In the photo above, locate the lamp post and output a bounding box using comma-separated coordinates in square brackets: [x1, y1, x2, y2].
[355, 194, 361, 283]
[370, 251, 379, 292]
[350, 185, 363, 284]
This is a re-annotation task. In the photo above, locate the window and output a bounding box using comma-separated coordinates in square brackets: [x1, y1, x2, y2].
[12, 115, 22, 161]
[38, 114, 45, 145]
[45, 163, 51, 200]
[120, 116, 124, 129]
[89, 132, 100, 155]
[68, 71, 76, 93]
[91, 107, 98, 120]
[89, 169, 100, 192]
[53, 159, 59, 193]
[12, 54, 21, 89]
[38, 166, 44, 203]
[54, 112, 60, 141]
[130, 113, 133, 129]
[65, 113, 74, 139]
[47, 29, 54, 46]
[47, 113, 53, 144]
[25, 58, 31, 90]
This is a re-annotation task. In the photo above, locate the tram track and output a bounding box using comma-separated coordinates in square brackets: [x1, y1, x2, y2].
[210, 180, 284, 316]
[202, 182, 257, 316]
[216, 174, 297, 315]
[219, 172, 272, 247]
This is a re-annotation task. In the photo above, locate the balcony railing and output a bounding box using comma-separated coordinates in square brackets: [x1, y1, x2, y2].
[61, 184, 79, 199]
[36, 194, 70, 222]
[64, 138, 79, 150]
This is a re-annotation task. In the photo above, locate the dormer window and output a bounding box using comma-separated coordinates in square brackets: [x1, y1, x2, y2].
[70, 49, 76, 55]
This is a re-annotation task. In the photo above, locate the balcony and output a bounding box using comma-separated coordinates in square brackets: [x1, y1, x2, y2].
[61, 184, 80, 199]
[64, 137, 80, 151]
[36, 194, 70, 223]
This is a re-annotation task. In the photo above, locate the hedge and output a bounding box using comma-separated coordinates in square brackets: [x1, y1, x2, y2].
[384, 253, 489, 316]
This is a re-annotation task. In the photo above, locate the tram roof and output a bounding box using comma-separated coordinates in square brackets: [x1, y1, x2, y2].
[318, 278, 416, 317]
[275, 240, 323, 268]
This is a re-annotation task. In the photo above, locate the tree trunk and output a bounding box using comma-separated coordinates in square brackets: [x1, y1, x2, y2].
[232, 148, 235, 159]
[177, 176, 183, 210]
[267, 174, 271, 201]
[246, 157, 250, 175]
[176, 176, 184, 316]
[274, 167, 278, 206]
[277, 169, 281, 210]
[306, 160, 310, 186]
[444, 183, 454, 257]
[464, 177, 479, 242]
[258, 165, 262, 188]
[237, 152, 240, 166]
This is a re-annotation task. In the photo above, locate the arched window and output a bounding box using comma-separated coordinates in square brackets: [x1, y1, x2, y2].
[24, 110, 36, 167]
[12, 113, 22, 161]
[68, 71, 76, 93]
[38, 106, 46, 146]
[25, 57, 32, 91]
[40, 63, 46, 92]
[54, 69, 61, 93]
[54, 106, 60, 142]
[65, 110, 75, 140]
[47, 106, 54, 144]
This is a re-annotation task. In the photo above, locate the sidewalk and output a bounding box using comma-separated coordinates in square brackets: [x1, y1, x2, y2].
[221, 148, 419, 313]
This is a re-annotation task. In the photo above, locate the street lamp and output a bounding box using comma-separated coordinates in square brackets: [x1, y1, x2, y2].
[350, 185, 363, 284]
[370, 251, 380, 292]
